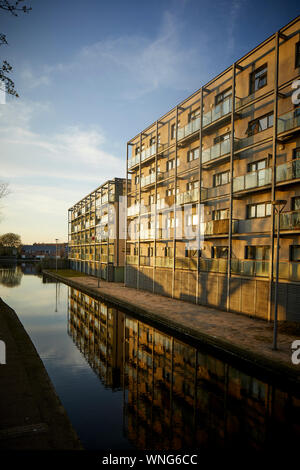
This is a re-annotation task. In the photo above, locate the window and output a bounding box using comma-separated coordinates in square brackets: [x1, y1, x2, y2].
[166, 158, 179, 170]
[249, 64, 267, 94]
[246, 113, 273, 137]
[158, 134, 161, 144]
[185, 248, 201, 258]
[135, 146, 140, 156]
[147, 247, 154, 257]
[164, 246, 172, 257]
[134, 175, 139, 184]
[188, 108, 200, 122]
[212, 208, 229, 220]
[150, 136, 156, 146]
[149, 194, 155, 205]
[247, 158, 267, 172]
[187, 148, 199, 162]
[290, 245, 300, 261]
[215, 87, 232, 105]
[171, 121, 179, 139]
[166, 188, 174, 196]
[211, 246, 228, 259]
[295, 42, 300, 68]
[213, 171, 230, 187]
[292, 196, 300, 211]
[247, 202, 271, 218]
[245, 245, 270, 260]
[186, 213, 198, 226]
[186, 181, 199, 191]
[214, 132, 231, 144]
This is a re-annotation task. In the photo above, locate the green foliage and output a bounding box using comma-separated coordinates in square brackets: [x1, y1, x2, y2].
[0, 1, 32, 98]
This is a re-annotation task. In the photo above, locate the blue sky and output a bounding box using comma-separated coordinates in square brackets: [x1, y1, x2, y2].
[0, 0, 299, 243]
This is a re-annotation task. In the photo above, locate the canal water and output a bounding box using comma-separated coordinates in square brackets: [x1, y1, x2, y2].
[0, 263, 299, 452]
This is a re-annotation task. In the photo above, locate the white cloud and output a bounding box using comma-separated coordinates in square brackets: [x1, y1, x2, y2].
[0, 100, 124, 243]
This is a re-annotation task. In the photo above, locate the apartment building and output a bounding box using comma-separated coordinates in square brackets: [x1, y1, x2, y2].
[68, 178, 127, 281]
[126, 16, 300, 321]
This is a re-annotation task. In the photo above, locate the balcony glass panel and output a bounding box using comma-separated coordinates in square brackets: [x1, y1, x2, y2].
[277, 107, 300, 134]
[277, 210, 300, 230]
[276, 160, 300, 183]
[233, 167, 272, 192]
[203, 97, 232, 127]
[202, 138, 231, 163]
[177, 117, 200, 140]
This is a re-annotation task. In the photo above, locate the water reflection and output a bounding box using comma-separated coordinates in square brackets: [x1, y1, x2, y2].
[67, 286, 300, 452]
[0, 265, 23, 287]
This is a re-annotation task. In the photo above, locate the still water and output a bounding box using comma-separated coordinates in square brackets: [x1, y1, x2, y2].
[0, 263, 299, 452]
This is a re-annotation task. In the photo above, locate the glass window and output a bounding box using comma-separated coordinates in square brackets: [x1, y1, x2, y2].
[215, 87, 232, 105]
[246, 245, 270, 260]
[291, 245, 300, 261]
[295, 42, 300, 68]
[247, 113, 273, 136]
[249, 64, 267, 94]
[292, 196, 300, 211]
[247, 202, 271, 218]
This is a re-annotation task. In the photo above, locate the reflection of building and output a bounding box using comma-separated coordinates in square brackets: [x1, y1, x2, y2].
[66, 287, 300, 451]
[68, 178, 127, 281]
[125, 17, 300, 320]
[123, 316, 300, 451]
[68, 287, 124, 389]
[21, 243, 68, 259]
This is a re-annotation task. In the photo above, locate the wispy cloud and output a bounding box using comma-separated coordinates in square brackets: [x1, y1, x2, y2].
[0, 100, 123, 242]
[226, 0, 245, 53]
[21, 10, 205, 100]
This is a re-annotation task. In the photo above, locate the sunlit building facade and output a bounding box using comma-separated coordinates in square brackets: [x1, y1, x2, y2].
[68, 178, 127, 281]
[125, 16, 300, 321]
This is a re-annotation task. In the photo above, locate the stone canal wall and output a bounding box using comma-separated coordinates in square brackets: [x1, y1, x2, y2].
[0, 298, 82, 450]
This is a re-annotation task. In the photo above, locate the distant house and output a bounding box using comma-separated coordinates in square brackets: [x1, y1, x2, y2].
[21, 243, 68, 259]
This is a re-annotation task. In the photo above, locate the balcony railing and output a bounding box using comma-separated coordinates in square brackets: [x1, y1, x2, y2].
[177, 117, 200, 141]
[201, 219, 238, 236]
[141, 173, 156, 187]
[128, 144, 156, 169]
[128, 204, 139, 217]
[276, 159, 300, 183]
[233, 167, 272, 193]
[202, 138, 231, 164]
[155, 256, 173, 268]
[277, 210, 300, 230]
[277, 107, 300, 134]
[202, 97, 232, 127]
[140, 229, 155, 240]
[175, 257, 197, 270]
[176, 188, 199, 205]
[126, 255, 138, 265]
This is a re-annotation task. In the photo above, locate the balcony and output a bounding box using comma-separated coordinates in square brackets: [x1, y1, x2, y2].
[126, 255, 138, 265]
[202, 138, 231, 164]
[201, 183, 230, 200]
[202, 97, 232, 127]
[141, 173, 156, 187]
[128, 144, 156, 169]
[175, 257, 197, 270]
[176, 188, 199, 205]
[277, 107, 300, 137]
[276, 159, 300, 183]
[140, 229, 155, 240]
[233, 167, 272, 193]
[155, 257, 173, 268]
[277, 210, 300, 231]
[201, 219, 238, 236]
[128, 204, 139, 217]
[177, 117, 200, 142]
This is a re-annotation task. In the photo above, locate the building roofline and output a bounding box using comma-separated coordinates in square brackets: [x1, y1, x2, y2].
[68, 177, 126, 211]
[127, 14, 300, 144]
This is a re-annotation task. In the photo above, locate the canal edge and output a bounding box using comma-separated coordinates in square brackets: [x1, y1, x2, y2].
[0, 297, 83, 450]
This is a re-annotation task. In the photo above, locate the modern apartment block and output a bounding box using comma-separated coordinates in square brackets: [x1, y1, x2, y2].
[68, 178, 127, 281]
[125, 16, 300, 321]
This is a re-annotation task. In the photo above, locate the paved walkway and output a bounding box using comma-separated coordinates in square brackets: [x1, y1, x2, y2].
[44, 270, 300, 385]
[0, 298, 82, 450]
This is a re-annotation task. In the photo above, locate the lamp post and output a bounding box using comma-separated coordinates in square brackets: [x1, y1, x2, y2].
[55, 238, 59, 271]
[272, 199, 287, 350]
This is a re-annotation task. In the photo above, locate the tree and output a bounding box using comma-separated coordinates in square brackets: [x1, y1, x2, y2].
[0, 0, 32, 98]
[0, 232, 21, 247]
